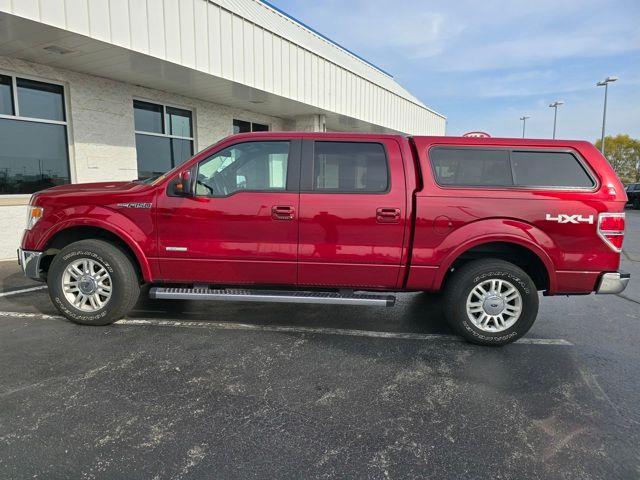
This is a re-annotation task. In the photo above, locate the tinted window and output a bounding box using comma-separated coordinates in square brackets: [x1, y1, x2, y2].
[233, 119, 251, 134]
[165, 106, 192, 137]
[313, 142, 388, 192]
[0, 118, 70, 194]
[233, 119, 270, 133]
[135, 134, 171, 179]
[511, 151, 594, 188]
[134, 101, 194, 179]
[196, 142, 289, 196]
[135, 135, 193, 180]
[16, 78, 65, 121]
[134, 100, 164, 133]
[0, 75, 13, 115]
[430, 148, 512, 186]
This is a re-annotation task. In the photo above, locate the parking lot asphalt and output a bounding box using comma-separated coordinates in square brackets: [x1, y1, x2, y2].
[1, 210, 639, 479]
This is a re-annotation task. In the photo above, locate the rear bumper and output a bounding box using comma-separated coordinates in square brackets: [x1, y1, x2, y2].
[595, 271, 630, 294]
[17, 248, 45, 282]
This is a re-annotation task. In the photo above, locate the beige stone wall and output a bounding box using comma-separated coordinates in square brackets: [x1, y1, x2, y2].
[0, 205, 27, 261]
[0, 55, 286, 259]
[284, 114, 327, 132]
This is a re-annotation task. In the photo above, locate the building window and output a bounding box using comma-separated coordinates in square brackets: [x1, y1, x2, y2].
[233, 119, 269, 134]
[133, 100, 194, 179]
[0, 74, 70, 194]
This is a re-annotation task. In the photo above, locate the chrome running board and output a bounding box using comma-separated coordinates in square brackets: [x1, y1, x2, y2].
[150, 287, 395, 307]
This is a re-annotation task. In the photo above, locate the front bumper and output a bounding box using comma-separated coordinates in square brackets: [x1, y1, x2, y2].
[595, 271, 630, 294]
[17, 248, 45, 282]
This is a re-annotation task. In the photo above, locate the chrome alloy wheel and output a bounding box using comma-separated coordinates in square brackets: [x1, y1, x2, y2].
[61, 258, 113, 311]
[465, 279, 522, 332]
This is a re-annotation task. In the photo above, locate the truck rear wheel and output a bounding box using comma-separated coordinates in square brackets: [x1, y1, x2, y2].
[48, 239, 140, 326]
[443, 259, 538, 346]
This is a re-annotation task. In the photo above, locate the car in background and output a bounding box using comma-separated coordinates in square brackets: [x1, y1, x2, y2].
[626, 183, 640, 209]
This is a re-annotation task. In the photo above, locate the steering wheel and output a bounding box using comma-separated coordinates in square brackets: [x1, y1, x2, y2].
[196, 179, 214, 196]
[209, 175, 229, 196]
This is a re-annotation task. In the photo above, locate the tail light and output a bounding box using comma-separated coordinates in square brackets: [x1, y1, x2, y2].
[597, 212, 625, 252]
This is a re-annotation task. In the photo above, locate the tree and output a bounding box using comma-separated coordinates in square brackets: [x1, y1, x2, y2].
[594, 135, 640, 184]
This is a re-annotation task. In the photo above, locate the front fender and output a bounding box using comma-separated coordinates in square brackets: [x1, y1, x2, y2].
[430, 218, 559, 292]
[33, 205, 154, 282]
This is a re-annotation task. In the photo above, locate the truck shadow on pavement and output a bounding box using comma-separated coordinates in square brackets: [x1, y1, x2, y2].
[128, 289, 454, 336]
[0, 286, 454, 336]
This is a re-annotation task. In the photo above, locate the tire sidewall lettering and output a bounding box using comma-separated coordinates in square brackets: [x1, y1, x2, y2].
[472, 271, 530, 295]
[61, 250, 114, 274]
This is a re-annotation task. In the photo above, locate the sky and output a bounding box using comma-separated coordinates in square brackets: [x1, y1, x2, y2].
[267, 0, 639, 140]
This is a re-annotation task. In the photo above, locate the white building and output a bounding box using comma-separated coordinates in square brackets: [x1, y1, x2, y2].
[0, 0, 446, 260]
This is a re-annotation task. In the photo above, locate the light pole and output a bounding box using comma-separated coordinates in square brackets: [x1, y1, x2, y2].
[549, 101, 564, 139]
[597, 76, 618, 155]
[520, 115, 531, 138]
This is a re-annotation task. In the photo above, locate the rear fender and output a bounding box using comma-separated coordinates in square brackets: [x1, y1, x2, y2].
[433, 218, 558, 292]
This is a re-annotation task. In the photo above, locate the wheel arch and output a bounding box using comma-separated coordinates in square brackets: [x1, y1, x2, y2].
[436, 236, 556, 293]
[39, 222, 151, 283]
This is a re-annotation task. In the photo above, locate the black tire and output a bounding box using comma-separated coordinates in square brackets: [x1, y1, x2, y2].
[443, 259, 539, 346]
[634, 198, 640, 210]
[48, 239, 140, 325]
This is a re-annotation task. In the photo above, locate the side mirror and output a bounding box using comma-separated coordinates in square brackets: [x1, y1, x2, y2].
[172, 169, 193, 196]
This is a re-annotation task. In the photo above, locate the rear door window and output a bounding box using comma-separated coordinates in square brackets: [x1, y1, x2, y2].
[430, 148, 512, 186]
[312, 141, 389, 192]
[511, 151, 594, 188]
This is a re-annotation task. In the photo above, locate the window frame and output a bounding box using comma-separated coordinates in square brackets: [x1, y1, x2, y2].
[0, 70, 73, 200]
[133, 98, 196, 144]
[189, 139, 301, 198]
[300, 140, 392, 194]
[133, 98, 196, 179]
[428, 145, 598, 192]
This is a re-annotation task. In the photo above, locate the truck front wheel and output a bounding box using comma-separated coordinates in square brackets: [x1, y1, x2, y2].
[443, 259, 539, 346]
[48, 239, 140, 325]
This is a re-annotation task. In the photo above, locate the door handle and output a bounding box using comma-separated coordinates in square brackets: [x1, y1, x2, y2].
[376, 207, 401, 223]
[272, 205, 295, 220]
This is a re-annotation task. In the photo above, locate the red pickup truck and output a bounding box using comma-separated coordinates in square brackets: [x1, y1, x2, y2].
[19, 133, 630, 345]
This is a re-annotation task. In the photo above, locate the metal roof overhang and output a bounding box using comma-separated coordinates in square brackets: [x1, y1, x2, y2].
[0, 12, 402, 134]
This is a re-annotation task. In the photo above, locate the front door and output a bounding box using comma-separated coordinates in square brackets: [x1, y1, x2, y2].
[297, 138, 407, 289]
[156, 139, 300, 285]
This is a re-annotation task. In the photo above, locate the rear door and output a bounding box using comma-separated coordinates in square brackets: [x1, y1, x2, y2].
[297, 138, 407, 289]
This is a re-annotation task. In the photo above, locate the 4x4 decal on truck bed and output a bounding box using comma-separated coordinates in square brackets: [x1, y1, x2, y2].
[545, 213, 594, 224]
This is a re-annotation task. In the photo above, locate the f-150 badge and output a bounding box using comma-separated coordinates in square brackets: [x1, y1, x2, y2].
[545, 213, 594, 224]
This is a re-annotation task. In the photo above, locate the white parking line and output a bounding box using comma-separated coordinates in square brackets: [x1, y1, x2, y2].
[0, 286, 47, 297]
[0, 310, 573, 345]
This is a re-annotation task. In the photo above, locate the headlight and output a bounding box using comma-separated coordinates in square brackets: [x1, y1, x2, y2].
[26, 206, 44, 230]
